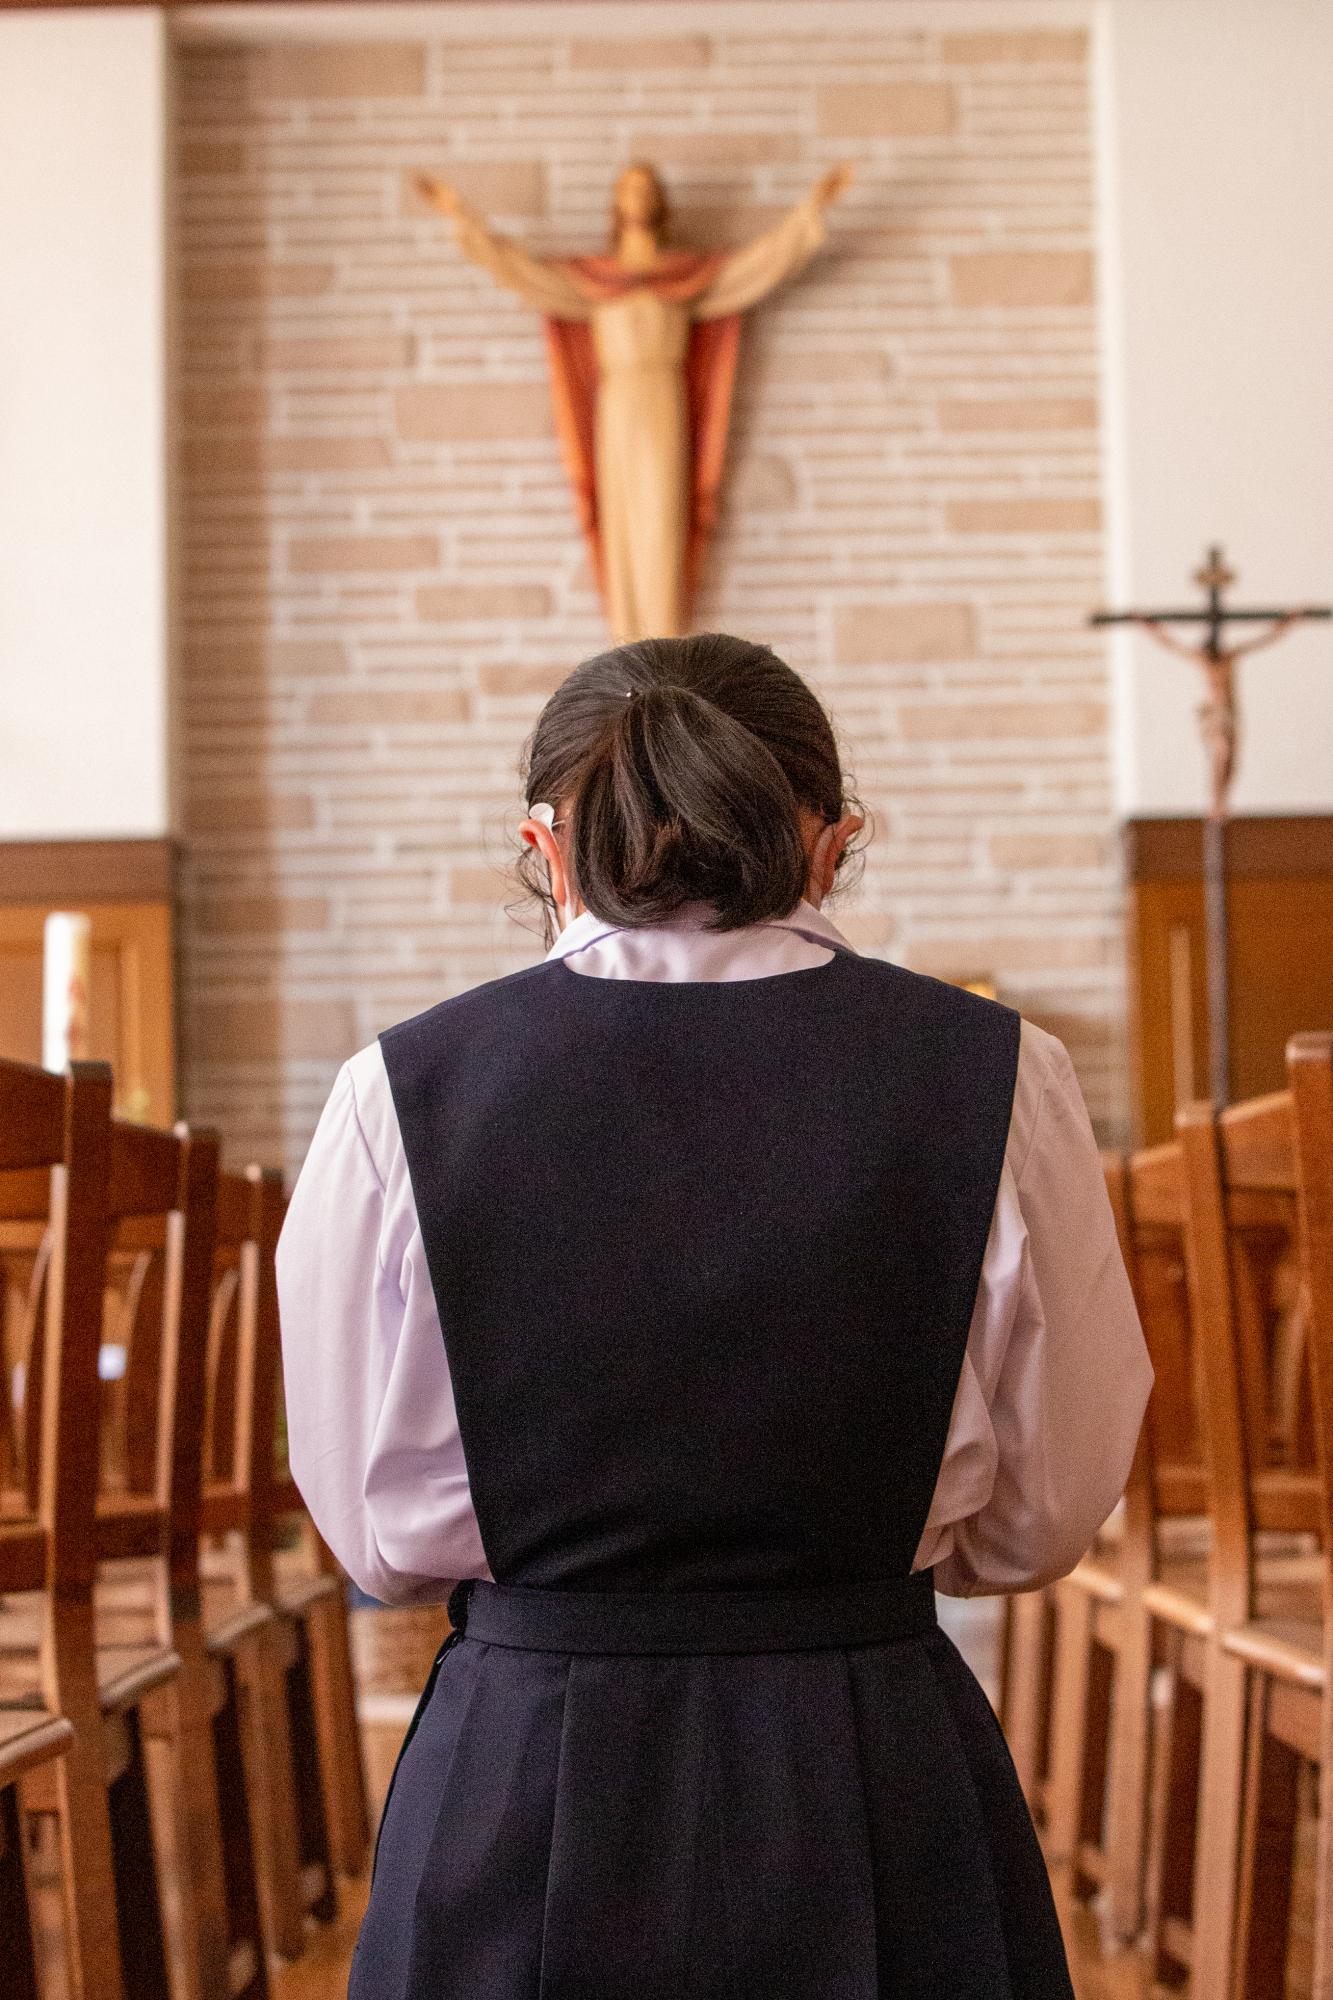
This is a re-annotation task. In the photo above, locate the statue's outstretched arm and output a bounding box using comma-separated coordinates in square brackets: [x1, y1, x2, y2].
[417, 177, 593, 320]
[694, 162, 854, 322]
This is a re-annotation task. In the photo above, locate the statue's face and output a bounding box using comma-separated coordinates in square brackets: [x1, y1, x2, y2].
[615, 166, 662, 229]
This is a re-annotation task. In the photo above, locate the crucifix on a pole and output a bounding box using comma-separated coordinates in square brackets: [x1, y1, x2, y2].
[1092, 546, 1330, 1106]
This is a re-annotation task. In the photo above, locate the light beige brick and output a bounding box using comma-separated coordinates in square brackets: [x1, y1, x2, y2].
[184, 640, 348, 680]
[989, 833, 1108, 870]
[185, 436, 393, 479]
[950, 251, 1095, 309]
[194, 997, 356, 1062]
[726, 455, 797, 512]
[256, 334, 415, 373]
[478, 663, 569, 698]
[184, 791, 316, 832]
[942, 32, 1087, 65]
[836, 603, 976, 665]
[629, 130, 802, 166]
[946, 498, 1102, 534]
[753, 350, 888, 385]
[182, 262, 336, 303]
[897, 700, 1107, 741]
[289, 534, 437, 573]
[249, 43, 426, 100]
[403, 161, 545, 219]
[817, 83, 956, 140]
[417, 582, 553, 621]
[200, 896, 332, 934]
[307, 690, 470, 725]
[396, 382, 551, 443]
[182, 385, 270, 428]
[179, 140, 244, 176]
[938, 398, 1098, 432]
[909, 934, 1110, 976]
[831, 909, 897, 951]
[448, 866, 509, 903]
[570, 37, 711, 70]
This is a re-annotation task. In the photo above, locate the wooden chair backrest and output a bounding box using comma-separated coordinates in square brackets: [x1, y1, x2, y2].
[1103, 1152, 1155, 1590]
[1177, 1088, 1318, 1625]
[95, 1118, 220, 1596]
[1125, 1138, 1206, 1533]
[0, 1058, 113, 1601]
[203, 1167, 286, 1573]
[1289, 1035, 1333, 1586]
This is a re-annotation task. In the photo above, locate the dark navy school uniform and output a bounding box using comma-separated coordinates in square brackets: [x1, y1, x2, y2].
[344, 943, 1076, 1999]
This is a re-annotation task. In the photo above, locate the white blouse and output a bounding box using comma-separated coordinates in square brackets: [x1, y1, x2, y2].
[277, 898, 1152, 1605]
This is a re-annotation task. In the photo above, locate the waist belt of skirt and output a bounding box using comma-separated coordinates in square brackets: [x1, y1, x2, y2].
[448, 1571, 937, 1656]
[370, 1571, 940, 1881]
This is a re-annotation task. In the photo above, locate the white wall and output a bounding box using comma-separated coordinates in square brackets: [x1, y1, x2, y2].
[1096, 0, 1333, 816]
[0, 7, 171, 839]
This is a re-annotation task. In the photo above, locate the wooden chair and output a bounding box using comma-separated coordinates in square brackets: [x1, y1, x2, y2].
[1, 1707, 76, 2000]
[267, 1184, 370, 1885]
[0, 1057, 178, 2000]
[1, 1086, 273, 2000]
[89, 1119, 274, 2000]
[1041, 1146, 1208, 1946]
[1137, 1087, 1324, 1996]
[199, 1167, 339, 1953]
[1202, 1034, 1333, 1999]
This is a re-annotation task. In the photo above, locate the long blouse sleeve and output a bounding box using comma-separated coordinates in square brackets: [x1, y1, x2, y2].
[448, 200, 593, 321]
[276, 1047, 490, 1605]
[916, 1024, 1153, 1596]
[692, 192, 828, 321]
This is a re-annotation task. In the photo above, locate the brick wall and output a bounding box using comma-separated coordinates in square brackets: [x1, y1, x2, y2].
[174, 13, 1122, 1170]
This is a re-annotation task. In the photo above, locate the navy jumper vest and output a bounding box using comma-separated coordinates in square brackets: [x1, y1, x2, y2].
[352, 945, 1075, 2000]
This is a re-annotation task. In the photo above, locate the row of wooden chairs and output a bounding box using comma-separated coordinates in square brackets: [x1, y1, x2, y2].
[0, 1056, 371, 1999]
[999, 1031, 1333, 1997]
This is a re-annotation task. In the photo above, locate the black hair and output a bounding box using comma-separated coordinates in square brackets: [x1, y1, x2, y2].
[516, 632, 866, 942]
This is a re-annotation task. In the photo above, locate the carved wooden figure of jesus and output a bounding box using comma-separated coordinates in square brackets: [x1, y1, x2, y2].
[418, 161, 853, 642]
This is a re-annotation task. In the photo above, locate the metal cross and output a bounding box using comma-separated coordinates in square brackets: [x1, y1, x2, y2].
[1092, 546, 1330, 1106]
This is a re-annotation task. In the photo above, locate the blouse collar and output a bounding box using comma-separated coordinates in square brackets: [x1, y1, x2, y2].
[543, 897, 857, 965]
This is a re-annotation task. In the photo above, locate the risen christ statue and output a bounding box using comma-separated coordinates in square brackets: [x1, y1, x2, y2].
[417, 161, 853, 642]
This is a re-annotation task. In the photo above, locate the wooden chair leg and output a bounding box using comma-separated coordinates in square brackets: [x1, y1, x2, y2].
[1045, 1582, 1094, 1865]
[1231, 1674, 1300, 2000]
[1001, 1589, 1049, 1805]
[1145, 1641, 1201, 1989]
[1104, 1592, 1154, 1943]
[47, 1718, 129, 2000]
[244, 1627, 307, 1961]
[106, 1709, 172, 2000]
[1072, 1632, 1115, 1901]
[284, 1624, 337, 1925]
[1189, 1643, 1250, 2000]
[1311, 1713, 1333, 2000]
[140, 1643, 234, 2000]
[0, 1783, 40, 2000]
[211, 1657, 271, 2000]
[307, 1590, 370, 1878]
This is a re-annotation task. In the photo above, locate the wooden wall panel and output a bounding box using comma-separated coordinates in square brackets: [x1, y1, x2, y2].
[0, 840, 176, 1124]
[1125, 817, 1333, 1143]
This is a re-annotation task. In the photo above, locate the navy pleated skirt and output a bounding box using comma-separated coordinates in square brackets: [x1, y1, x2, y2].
[350, 1578, 1073, 2000]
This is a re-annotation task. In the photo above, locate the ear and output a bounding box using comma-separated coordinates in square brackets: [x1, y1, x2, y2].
[519, 816, 571, 919]
[807, 812, 864, 903]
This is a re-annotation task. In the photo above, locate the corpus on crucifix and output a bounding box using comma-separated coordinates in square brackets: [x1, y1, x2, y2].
[1093, 546, 1331, 1104]
[417, 160, 854, 643]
